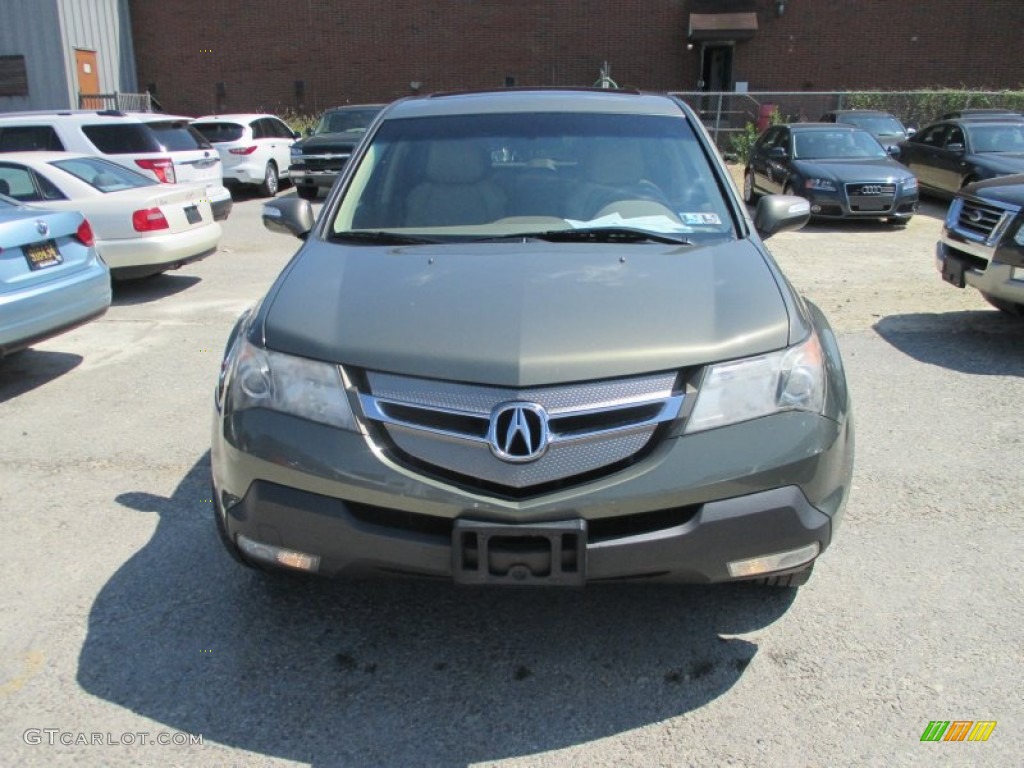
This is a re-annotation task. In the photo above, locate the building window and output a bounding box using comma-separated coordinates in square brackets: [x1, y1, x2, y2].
[0, 55, 29, 97]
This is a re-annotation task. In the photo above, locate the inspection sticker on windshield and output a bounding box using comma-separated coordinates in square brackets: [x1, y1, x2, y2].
[680, 212, 721, 225]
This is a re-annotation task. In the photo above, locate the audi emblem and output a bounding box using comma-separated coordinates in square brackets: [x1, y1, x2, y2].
[488, 402, 550, 463]
[859, 185, 882, 195]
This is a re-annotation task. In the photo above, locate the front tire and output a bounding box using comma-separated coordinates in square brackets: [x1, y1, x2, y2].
[743, 169, 759, 203]
[258, 162, 279, 197]
[295, 185, 318, 201]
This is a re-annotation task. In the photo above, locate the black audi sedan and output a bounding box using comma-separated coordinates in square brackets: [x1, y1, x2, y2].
[744, 123, 919, 224]
[897, 117, 1024, 199]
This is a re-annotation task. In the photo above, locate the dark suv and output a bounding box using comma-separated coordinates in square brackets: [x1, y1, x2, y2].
[288, 105, 384, 200]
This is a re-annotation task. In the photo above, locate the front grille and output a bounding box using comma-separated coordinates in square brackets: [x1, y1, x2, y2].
[845, 182, 896, 212]
[949, 197, 1015, 244]
[301, 155, 349, 172]
[357, 370, 684, 493]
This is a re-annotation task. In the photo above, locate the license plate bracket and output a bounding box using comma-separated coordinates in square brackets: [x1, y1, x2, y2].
[453, 519, 587, 586]
[23, 239, 62, 271]
[941, 254, 967, 288]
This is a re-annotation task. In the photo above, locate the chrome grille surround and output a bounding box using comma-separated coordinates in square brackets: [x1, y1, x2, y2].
[357, 370, 683, 490]
[948, 196, 1017, 245]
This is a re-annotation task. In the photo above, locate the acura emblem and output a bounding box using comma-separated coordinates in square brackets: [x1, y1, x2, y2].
[36, 219, 48, 236]
[967, 208, 984, 223]
[488, 402, 549, 463]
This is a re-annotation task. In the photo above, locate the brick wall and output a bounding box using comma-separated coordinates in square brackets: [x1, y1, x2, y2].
[129, 0, 1024, 117]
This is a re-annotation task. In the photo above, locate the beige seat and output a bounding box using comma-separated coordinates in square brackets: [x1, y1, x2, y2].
[565, 141, 663, 220]
[405, 141, 506, 227]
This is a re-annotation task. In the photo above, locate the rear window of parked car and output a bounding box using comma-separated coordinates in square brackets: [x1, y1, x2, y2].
[145, 121, 214, 151]
[193, 122, 245, 143]
[51, 156, 157, 192]
[0, 125, 65, 152]
[82, 124, 162, 154]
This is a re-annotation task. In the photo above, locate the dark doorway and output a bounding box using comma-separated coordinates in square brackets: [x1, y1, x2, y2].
[700, 44, 733, 92]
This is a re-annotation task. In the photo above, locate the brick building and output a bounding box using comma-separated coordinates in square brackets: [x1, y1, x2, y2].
[128, 0, 1024, 117]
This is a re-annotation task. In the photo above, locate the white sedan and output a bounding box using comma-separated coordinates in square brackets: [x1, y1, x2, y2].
[0, 152, 222, 280]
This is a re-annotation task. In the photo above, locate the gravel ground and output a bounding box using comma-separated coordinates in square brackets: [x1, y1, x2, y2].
[0, 183, 1021, 767]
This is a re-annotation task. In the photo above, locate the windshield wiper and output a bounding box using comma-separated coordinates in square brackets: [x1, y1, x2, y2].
[527, 227, 693, 245]
[328, 230, 443, 245]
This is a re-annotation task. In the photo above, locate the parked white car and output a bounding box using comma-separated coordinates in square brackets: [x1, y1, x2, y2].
[191, 114, 299, 197]
[0, 152, 222, 280]
[0, 110, 233, 220]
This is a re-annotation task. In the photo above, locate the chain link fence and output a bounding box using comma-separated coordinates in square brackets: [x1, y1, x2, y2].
[670, 90, 1024, 159]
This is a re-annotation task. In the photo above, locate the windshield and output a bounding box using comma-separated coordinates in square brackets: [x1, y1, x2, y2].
[793, 130, 887, 159]
[967, 123, 1024, 152]
[329, 111, 734, 242]
[316, 109, 381, 135]
[51, 156, 157, 193]
[841, 115, 906, 137]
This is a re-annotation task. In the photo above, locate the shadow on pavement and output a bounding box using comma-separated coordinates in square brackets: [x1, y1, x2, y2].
[112, 274, 202, 306]
[874, 310, 1024, 376]
[78, 454, 797, 766]
[0, 349, 82, 402]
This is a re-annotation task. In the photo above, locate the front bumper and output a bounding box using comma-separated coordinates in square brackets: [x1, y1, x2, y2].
[936, 240, 1024, 304]
[212, 407, 853, 584]
[804, 187, 918, 220]
[289, 166, 343, 190]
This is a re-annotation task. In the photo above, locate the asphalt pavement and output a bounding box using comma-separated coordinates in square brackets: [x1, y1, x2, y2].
[0, 187, 1021, 767]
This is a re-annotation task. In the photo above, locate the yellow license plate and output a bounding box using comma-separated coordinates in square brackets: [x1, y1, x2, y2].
[24, 240, 63, 271]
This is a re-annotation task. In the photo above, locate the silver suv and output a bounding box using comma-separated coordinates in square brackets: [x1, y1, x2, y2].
[213, 89, 853, 588]
[0, 110, 232, 220]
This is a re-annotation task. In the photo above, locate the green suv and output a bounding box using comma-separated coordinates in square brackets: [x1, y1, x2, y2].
[213, 88, 853, 588]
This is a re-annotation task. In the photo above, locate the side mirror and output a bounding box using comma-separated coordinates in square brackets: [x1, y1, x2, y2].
[263, 197, 314, 239]
[906, 126, 917, 137]
[887, 144, 901, 158]
[753, 194, 810, 239]
[768, 146, 788, 159]
[946, 142, 965, 154]
[292, 130, 301, 140]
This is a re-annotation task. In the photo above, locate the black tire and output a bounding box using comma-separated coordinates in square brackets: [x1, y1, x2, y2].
[296, 185, 318, 201]
[258, 162, 279, 197]
[754, 562, 814, 588]
[981, 293, 1024, 316]
[743, 169, 759, 203]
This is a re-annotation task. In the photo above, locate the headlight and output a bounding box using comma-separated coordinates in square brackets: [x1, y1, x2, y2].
[804, 178, 836, 192]
[903, 176, 919, 191]
[227, 337, 357, 431]
[685, 332, 825, 434]
[290, 146, 303, 157]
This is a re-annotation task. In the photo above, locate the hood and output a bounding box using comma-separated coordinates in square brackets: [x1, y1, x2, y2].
[295, 132, 366, 153]
[795, 157, 914, 182]
[261, 239, 792, 387]
[964, 172, 1024, 205]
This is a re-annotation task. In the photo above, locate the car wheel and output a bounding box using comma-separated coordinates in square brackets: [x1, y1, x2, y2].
[296, 185, 318, 201]
[981, 293, 1024, 316]
[258, 162, 279, 197]
[743, 169, 759, 203]
[754, 562, 814, 588]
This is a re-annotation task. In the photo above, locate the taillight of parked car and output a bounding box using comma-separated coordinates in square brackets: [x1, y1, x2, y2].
[228, 146, 258, 155]
[134, 158, 176, 184]
[75, 219, 95, 247]
[132, 208, 170, 232]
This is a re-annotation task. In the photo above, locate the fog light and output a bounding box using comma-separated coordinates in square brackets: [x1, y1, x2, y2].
[810, 204, 821, 213]
[727, 542, 819, 578]
[237, 535, 320, 572]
